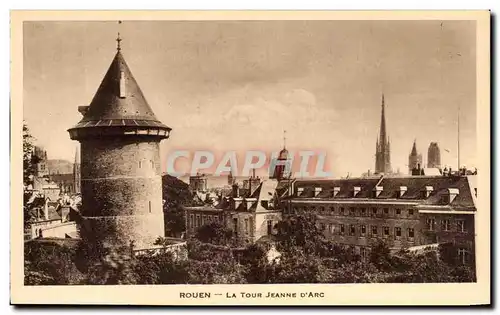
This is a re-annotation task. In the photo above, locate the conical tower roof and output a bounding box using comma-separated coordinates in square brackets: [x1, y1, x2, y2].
[69, 45, 170, 140]
[410, 140, 418, 156]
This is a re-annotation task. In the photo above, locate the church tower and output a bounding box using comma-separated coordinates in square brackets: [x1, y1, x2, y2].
[375, 94, 392, 174]
[271, 130, 290, 180]
[68, 33, 171, 250]
[408, 140, 423, 174]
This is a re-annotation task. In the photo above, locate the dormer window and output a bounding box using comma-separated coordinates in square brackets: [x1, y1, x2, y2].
[423, 186, 434, 198]
[314, 187, 322, 197]
[332, 186, 340, 197]
[442, 188, 460, 204]
[353, 186, 361, 197]
[399, 186, 407, 198]
[297, 187, 304, 196]
[373, 186, 383, 198]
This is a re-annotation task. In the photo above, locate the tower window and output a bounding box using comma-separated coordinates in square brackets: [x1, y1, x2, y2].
[139, 161, 142, 168]
[148, 201, 151, 213]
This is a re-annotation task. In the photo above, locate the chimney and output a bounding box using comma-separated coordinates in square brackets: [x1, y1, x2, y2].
[314, 187, 322, 197]
[353, 186, 361, 197]
[332, 186, 341, 197]
[399, 186, 407, 197]
[373, 186, 383, 197]
[232, 184, 239, 198]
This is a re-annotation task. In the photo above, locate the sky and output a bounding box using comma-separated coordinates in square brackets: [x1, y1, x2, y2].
[23, 20, 477, 177]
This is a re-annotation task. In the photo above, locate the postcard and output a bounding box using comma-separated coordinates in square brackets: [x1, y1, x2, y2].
[10, 10, 490, 306]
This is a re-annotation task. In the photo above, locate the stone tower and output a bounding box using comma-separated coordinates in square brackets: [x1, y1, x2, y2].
[408, 140, 423, 174]
[375, 94, 392, 174]
[68, 34, 171, 250]
[73, 145, 81, 194]
[427, 142, 441, 169]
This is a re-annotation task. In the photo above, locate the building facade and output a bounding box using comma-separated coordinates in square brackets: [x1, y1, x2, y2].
[68, 36, 171, 250]
[375, 94, 392, 174]
[184, 177, 284, 244]
[281, 175, 476, 260]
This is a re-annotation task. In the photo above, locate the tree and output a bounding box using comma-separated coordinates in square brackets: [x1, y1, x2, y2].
[162, 175, 192, 237]
[24, 241, 85, 285]
[369, 240, 395, 272]
[23, 122, 39, 186]
[194, 221, 233, 246]
[274, 213, 326, 255]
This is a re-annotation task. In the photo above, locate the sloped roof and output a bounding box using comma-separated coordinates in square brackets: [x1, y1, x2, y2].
[289, 175, 476, 209]
[70, 50, 170, 131]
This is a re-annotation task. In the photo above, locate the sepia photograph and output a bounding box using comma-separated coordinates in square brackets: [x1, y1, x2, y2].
[10, 10, 490, 305]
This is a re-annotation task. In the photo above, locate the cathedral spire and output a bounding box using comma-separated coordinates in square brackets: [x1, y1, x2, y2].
[374, 93, 392, 174]
[379, 93, 387, 145]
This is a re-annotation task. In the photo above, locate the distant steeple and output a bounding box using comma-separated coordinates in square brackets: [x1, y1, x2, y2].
[375, 93, 392, 174]
[411, 139, 418, 155]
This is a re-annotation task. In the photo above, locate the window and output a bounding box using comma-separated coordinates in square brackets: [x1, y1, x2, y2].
[395, 227, 402, 238]
[349, 207, 355, 216]
[360, 247, 367, 260]
[244, 218, 249, 235]
[150, 160, 154, 168]
[267, 220, 273, 235]
[383, 208, 389, 215]
[196, 215, 201, 228]
[360, 208, 367, 216]
[349, 224, 356, 236]
[360, 225, 366, 236]
[426, 218, 435, 231]
[330, 207, 335, 215]
[442, 219, 451, 231]
[329, 224, 335, 234]
[383, 226, 390, 236]
[340, 207, 345, 215]
[458, 248, 468, 264]
[408, 228, 415, 239]
[371, 225, 378, 236]
[372, 208, 377, 216]
[202, 215, 207, 225]
[320, 223, 326, 231]
[409, 209, 414, 216]
[395, 209, 401, 215]
[139, 161, 142, 168]
[148, 201, 152, 213]
[340, 224, 345, 235]
[320, 206, 326, 214]
[233, 218, 238, 233]
[190, 214, 194, 230]
[457, 220, 466, 232]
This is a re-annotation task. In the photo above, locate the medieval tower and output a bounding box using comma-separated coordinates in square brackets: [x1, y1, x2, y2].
[374, 94, 392, 174]
[68, 34, 171, 250]
[73, 146, 81, 194]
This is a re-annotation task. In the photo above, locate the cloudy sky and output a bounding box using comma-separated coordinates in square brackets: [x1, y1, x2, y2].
[23, 20, 476, 177]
